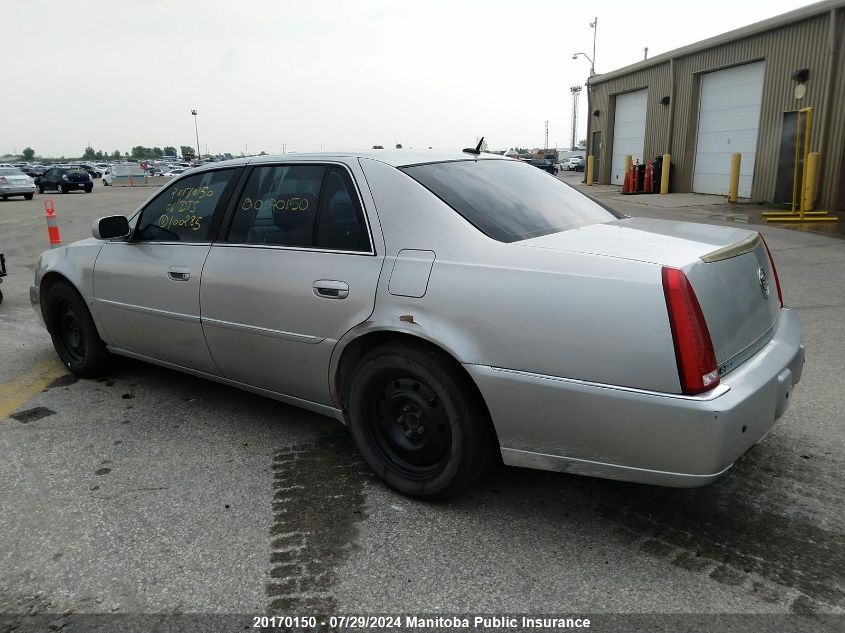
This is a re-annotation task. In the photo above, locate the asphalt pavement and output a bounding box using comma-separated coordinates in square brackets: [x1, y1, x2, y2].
[0, 179, 842, 631]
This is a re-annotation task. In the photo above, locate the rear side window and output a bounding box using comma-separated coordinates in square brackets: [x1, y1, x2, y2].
[315, 167, 370, 251]
[228, 164, 325, 247]
[135, 169, 235, 242]
[227, 164, 370, 252]
[401, 159, 618, 243]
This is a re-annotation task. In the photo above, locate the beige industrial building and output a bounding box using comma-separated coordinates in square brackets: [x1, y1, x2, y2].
[584, 0, 845, 211]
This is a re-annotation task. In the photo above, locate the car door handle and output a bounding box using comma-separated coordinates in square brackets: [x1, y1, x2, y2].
[313, 280, 349, 299]
[167, 266, 191, 281]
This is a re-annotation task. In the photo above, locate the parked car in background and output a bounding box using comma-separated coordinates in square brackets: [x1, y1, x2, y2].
[563, 156, 585, 172]
[0, 167, 36, 200]
[524, 158, 557, 175]
[162, 168, 187, 177]
[30, 151, 803, 499]
[21, 166, 46, 178]
[36, 166, 93, 194]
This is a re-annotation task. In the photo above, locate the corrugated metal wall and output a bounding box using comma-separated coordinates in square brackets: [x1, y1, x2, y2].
[828, 9, 845, 210]
[587, 8, 843, 210]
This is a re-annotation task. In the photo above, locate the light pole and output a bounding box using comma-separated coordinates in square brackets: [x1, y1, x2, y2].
[590, 17, 597, 75]
[191, 109, 200, 161]
[572, 52, 595, 76]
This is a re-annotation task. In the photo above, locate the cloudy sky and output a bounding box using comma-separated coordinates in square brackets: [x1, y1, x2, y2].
[3, 0, 818, 157]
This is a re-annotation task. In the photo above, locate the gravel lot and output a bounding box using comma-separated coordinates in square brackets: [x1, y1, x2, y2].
[0, 179, 842, 631]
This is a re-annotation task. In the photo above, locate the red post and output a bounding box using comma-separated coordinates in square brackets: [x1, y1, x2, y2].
[45, 199, 62, 248]
[645, 160, 654, 193]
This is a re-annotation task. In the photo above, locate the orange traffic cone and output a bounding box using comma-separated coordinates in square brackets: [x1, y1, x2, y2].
[45, 199, 62, 248]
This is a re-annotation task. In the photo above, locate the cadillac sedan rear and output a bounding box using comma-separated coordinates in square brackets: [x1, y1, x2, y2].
[394, 157, 804, 488]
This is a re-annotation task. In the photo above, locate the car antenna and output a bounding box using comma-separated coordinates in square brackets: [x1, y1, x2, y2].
[462, 137, 484, 156]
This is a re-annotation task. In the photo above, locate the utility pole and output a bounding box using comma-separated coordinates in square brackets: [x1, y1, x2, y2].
[590, 17, 598, 76]
[544, 121, 549, 150]
[570, 86, 582, 150]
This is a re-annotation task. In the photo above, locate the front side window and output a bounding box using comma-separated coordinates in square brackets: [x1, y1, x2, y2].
[401, 159, 620, 243]
[135, 169, 235, 242]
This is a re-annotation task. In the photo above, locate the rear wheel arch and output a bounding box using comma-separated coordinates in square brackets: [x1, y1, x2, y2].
[334, 331, 497, 437]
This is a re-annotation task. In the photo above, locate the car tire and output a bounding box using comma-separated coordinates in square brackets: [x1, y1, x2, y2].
[24, 193, 34, 200]
[38, 186, 44, 193]
[84, 186, 92, 193]
[346, 342, 499, 499]
[44, 282, 113, 378]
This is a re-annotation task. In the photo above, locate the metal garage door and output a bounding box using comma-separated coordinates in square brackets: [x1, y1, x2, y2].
[693, 61, 765, 197]
[610, 89, 648, 185]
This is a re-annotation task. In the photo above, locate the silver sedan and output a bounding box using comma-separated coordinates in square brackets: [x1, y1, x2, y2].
[0, 167, 36, 200]
[30, 151, 804, 498]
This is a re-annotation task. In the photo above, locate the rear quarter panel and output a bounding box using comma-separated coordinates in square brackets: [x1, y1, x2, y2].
[353, 158, 681, 393]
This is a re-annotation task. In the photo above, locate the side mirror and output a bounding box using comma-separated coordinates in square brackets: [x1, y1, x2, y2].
[92, 215, 131, 240]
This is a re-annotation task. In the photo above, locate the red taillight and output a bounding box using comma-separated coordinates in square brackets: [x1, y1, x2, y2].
[662, 267, 720, 395]
[759, 234, 783, 307]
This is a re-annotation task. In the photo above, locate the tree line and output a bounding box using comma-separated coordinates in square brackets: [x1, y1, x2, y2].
[16, 145, 198, 162]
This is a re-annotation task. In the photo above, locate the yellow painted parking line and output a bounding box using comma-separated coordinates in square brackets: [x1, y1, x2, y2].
[0, 358, 69, 420]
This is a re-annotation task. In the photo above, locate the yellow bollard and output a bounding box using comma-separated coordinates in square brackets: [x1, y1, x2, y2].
[586, 156, 595, 185]
[660, 153, 671, 194]
[623, 154, 632, 179]
[728, 153, 741, 203]
[802, 152, 820, 212]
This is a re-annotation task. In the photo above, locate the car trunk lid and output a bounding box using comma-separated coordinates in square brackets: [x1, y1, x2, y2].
[518, 217, 781, 374]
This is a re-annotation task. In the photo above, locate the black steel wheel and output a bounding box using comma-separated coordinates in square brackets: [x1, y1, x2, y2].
[55, 299, 86, 364]
[45, 282, 113, 377]
[366, 375, 452, 481]
[347, 342, 498, 499]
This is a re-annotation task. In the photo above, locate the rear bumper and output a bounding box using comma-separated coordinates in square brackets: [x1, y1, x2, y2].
[467, 308, 804, 487]
[0, 184, 36, 195]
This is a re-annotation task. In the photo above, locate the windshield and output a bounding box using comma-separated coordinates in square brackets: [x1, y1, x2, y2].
[400, 159, 620, 243]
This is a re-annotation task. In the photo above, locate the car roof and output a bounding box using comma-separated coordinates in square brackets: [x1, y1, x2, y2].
[188, 150, 512, 173]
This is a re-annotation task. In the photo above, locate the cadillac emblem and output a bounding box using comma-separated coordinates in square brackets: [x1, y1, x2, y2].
[758, 267, 770, 299]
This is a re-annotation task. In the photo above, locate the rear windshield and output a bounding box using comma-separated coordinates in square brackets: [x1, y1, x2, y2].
[0, 168, 24, 175]
[68, 167, 87, 172]
[400, 159, 619, 243]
